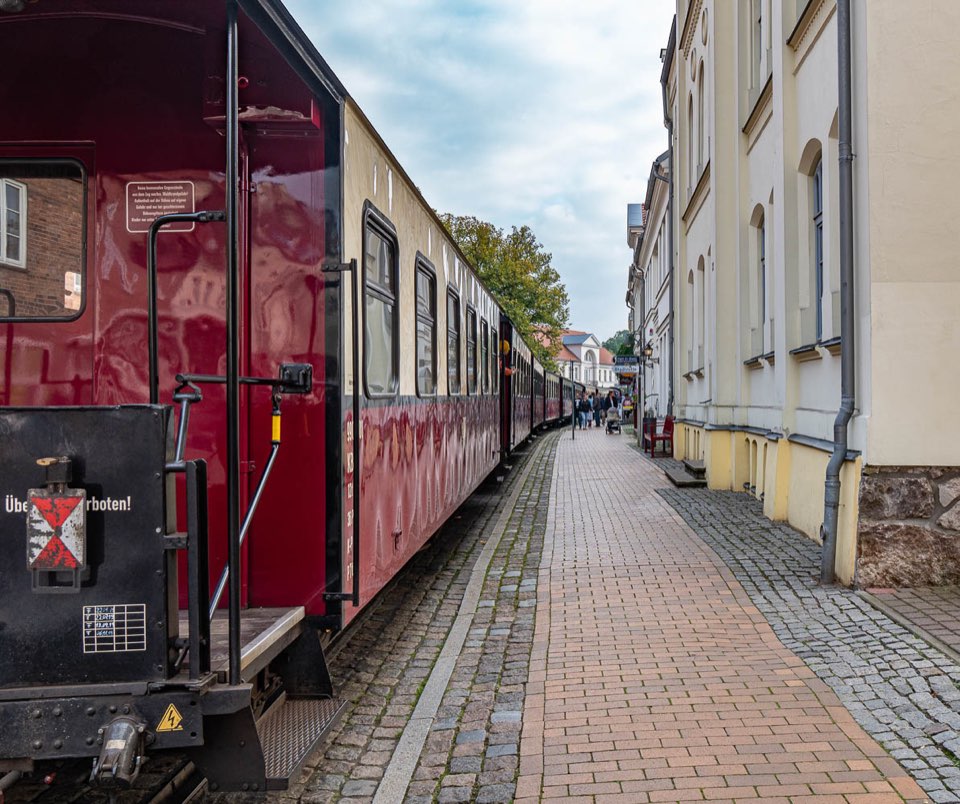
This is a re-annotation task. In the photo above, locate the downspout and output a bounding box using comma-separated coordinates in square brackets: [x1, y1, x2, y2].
[820, 0, 856, 584]
[660, 22, 676, 416]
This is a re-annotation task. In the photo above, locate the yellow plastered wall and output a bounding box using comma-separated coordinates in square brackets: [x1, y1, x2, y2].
[704, 429, 736, 490]
[676, 422, 704, 462]
[683, 425, 862, 585]
[835, 456, 862, 585]
[786, 445, 829, 542]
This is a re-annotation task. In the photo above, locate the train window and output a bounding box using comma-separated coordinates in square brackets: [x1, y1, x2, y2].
[491, 329, 499, 393]
[0, 160, 86, 321]
[446, 289, 461, 394]
[415, 258, 437, 396]
[363, 209, 398, 397]
[480, 319, 489, 394]
[466, 307, 477, 395]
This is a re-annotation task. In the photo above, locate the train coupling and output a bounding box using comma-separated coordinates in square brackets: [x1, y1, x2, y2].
[89, 716, 147, 788]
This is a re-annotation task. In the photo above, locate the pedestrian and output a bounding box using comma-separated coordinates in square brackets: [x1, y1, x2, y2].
[602, 390, 614, 420]
[587, 393, 595, 427]
[578, 391, 590, 429]
[593, 392, 602, 428]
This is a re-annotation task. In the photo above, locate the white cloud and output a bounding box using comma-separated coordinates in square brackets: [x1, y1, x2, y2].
[286, 0, 675, 341]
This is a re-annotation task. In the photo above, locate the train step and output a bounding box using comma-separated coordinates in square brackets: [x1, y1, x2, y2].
[258, 694, 345, 790]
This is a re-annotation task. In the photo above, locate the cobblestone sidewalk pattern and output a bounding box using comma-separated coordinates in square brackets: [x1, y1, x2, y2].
[516, 428, 926, 803]
[659, 484, 960, 803]
[266, 429, 558, 804]
[402, 430, 557, 804]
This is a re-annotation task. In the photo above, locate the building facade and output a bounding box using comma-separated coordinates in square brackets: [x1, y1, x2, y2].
[552, 330, 617, 389]
[626, 151, 672, 419]
[648, 0, 960, 586]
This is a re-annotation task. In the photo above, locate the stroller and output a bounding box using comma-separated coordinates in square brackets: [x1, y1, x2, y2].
[605, 405, 622, 434]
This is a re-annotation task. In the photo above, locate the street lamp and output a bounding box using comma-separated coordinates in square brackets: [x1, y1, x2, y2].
[639, 343, 656, 433]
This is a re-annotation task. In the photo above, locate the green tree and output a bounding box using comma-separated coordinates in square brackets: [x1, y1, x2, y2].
[603, 329, 633, 355]
[439, 214, 569, 371]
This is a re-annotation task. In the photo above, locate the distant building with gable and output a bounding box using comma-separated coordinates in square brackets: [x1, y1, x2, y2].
[548, 330, 617, 388]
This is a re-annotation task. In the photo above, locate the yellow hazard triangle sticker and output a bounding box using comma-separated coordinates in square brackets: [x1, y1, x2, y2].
[156, 703, 183, 732]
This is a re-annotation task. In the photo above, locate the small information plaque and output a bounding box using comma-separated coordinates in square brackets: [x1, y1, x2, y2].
[82, 604, 147, 654]
[125, 181, 195, 233]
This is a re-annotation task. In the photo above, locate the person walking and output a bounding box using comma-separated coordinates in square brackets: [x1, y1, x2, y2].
[602, 390, 614, 421]
[593, 392, 602, 428]
[577, 391, 590, 430]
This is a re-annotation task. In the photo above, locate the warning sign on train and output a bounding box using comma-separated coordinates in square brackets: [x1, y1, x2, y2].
[27, 489, 87, 570]
[125, 181, 196, 233]
[156, 704, 183, 733]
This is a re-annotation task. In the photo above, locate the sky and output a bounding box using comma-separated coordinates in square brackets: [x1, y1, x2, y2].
[286, 0, 676, 344]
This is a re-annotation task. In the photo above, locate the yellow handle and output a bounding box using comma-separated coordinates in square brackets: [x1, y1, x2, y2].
[272, 413, 281, 443]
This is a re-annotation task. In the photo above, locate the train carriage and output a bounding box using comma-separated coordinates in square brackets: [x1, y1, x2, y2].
[0, 0, 533, 792]
[341, 106, 502, 623]
[544, 371, 562, 426]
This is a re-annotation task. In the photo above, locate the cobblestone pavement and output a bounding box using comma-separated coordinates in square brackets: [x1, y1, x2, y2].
[659, 483, 960, 803]
[863, 586, 960, 664]
[517, 429, 925, 803]
[266, 428, 559, 804]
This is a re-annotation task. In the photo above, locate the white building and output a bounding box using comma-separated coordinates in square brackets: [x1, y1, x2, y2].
[551, 330, 617, 389]
[626, 150, 672, 419]
[654, 0, 960, 587]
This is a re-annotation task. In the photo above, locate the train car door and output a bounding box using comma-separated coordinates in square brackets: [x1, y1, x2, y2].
[240, 108, 339, 613]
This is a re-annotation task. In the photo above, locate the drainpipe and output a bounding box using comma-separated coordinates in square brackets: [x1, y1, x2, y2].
[660, 24, 676, 416]
[820, 0, 856, 584]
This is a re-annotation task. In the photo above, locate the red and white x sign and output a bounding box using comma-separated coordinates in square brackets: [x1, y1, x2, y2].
[27, 492, 86, 570]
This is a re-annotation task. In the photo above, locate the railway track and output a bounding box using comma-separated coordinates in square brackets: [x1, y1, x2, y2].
[0, 753, 206, 804]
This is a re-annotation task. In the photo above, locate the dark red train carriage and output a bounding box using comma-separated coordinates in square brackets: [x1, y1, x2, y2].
[0, 0, 522, 792]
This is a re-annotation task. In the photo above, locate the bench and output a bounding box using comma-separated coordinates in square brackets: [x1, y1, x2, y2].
[642, 415, 674, 458]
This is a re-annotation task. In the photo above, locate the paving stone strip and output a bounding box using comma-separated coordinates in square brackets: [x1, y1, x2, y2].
[265, 429, 557, 804]
[373, 430, 557, 804]
[403, 431, 557, 804]
[660, 484, 960, 803]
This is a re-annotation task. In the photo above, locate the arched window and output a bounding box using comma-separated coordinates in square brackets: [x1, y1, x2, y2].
[812, 158, 824, 340]
[758, 212, 766, 338]
[697, 62, 705, 170]
[686, 269, 695, 371]
[688, 93, 695, 190]
[798, 140, 824, 345]
[697, 255, 706, 369]
[748, 204, 766, 357]
[752, 0, 763, 87]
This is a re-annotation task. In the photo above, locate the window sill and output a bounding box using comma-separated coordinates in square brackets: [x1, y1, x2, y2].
[760, 351, 775, 367]
[820, 336, 842, 356]
[789, 342, 821, 362]
[790, 337, 841, 362]
[743, 355, 763, 371]
[682, 366, 705, 382]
